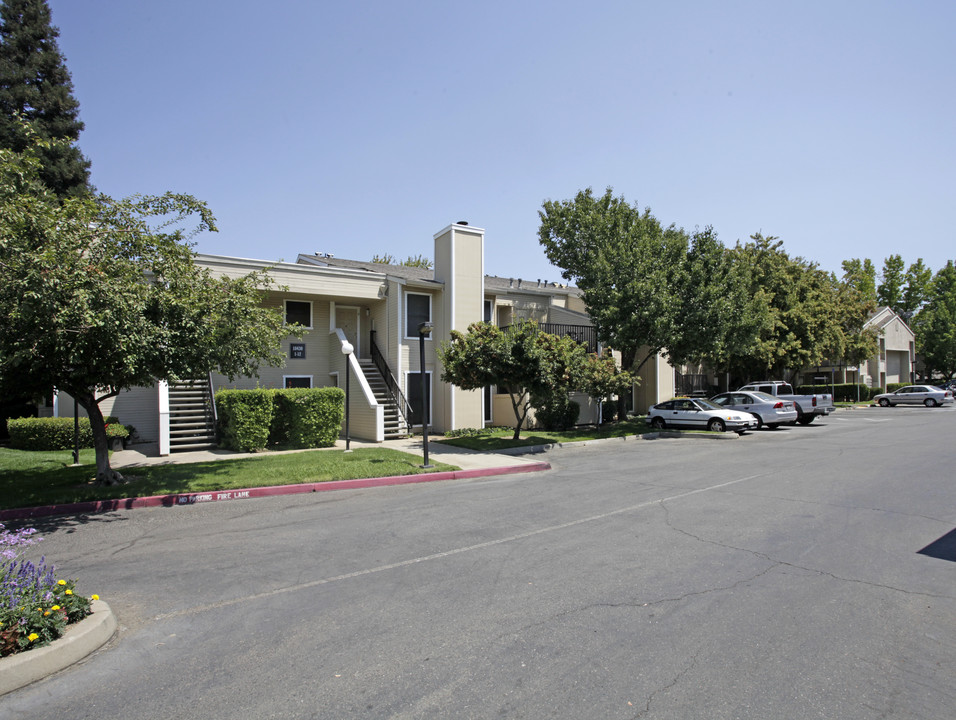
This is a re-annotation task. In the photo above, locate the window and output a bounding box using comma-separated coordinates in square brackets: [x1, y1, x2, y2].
[284, 376, 312, 389]
[484, 299, 493, 323]
[285, 300, 312, 328]
[405, 293, 431, 338]
[406, 371, 432, 426]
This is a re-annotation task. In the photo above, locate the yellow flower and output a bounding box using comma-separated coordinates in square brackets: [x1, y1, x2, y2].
[51, 605, 60, 611]
[57, 579, 66, 586]
[65, 590, 73, 595]
[44, 611, 51, 616]
[90, 594, 99, 601]
[28, 633, 39, 642]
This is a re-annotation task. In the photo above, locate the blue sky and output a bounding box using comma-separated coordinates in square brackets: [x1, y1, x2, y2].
[48, 0, 955, 284]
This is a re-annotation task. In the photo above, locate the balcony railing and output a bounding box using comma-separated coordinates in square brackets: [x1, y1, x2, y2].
[501, 322, 598, 354]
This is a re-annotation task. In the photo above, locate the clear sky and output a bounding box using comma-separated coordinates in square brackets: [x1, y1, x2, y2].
[48, 0, 955, 284]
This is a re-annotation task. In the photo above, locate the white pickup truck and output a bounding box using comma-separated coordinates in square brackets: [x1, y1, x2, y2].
[736, 381, 835, 425]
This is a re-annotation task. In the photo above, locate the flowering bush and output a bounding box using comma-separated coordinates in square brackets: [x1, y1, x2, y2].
[0, 523, 96, 656]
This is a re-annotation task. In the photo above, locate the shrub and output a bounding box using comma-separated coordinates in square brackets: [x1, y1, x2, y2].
[533, 394, 580, 431]
[7, 417, 130, 450]
[8, 417, 94, 450]
[215, 389, 276, 452]
[273, 388, 344, 448]
[444, 427, 498, 438]
[0, 523, 94, 657]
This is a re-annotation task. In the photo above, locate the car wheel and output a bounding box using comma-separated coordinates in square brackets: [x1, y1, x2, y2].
[925, 398, 938, 407]
[752, 414, 763, 429]
[651, 417, 666, 430]
[878, 398, 890, 407]
[797, 415, 815, 425]
[707, 418, 725, 432]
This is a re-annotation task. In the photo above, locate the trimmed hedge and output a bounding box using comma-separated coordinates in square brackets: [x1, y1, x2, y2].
[216, 389, 276, 452]
[274, 388, 345, 448]
[8, 417, 129, 451]
[215, 387, 346, 452]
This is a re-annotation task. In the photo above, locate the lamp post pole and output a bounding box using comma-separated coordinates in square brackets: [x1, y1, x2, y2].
[341, 341, 354, 452]
[418, 322, 433, 468]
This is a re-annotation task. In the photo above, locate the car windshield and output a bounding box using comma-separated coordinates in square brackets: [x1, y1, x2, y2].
[694, 399, 721, 410]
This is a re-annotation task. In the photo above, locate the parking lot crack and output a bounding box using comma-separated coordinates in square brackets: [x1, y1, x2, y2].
[659, 501, 955, 601]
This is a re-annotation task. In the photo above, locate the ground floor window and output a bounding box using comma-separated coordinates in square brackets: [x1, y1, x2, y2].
[406, 371, 432, 426]
[284, 376, 312, 389]
[483, 385, 493, 424]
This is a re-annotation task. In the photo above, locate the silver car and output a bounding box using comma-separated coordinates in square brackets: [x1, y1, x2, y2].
[872, 385, 954, 408]
[710, 390, 799, 429]
[647, 397, 758, 433]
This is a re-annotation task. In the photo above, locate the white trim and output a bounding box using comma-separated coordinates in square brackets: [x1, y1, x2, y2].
[285, 299, 313, 330]
[405, 370, 433, 427]
[404, 291, 433, 340]
[158, 381, 170, 456]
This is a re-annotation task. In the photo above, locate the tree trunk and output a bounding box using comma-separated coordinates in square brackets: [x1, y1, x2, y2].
[617, 347, 638, 421]
[76, 392, 125, 485]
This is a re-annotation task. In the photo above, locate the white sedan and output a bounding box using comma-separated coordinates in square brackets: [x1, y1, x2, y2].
[872, 385, 954, 407]
[647, 398, 758, 434]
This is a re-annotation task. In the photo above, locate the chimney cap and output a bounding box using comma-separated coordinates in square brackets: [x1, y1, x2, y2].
[456, 220, 468, 226]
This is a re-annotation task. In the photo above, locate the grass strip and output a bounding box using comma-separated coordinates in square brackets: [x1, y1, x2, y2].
[0, 447, 458, 511]
[438, 418, 652, 451]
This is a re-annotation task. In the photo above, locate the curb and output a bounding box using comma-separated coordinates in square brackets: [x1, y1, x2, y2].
[491, 430, 737, 456]
[0, 600, 116, 696]
[0, 462, 551, 521]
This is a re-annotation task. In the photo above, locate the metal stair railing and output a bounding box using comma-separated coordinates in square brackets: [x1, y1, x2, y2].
[369, 331, 413, 425]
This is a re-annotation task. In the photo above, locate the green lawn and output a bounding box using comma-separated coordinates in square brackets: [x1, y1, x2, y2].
[0, 447, 459, 511]
[437, 418, 652, 451]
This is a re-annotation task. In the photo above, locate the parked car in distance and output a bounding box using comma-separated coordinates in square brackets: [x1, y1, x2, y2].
[647, 398, 758, 434]
[709, 391, 798, 429]
[872, 385, 954, 407]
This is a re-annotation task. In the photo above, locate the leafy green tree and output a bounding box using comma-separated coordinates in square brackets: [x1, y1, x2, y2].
[581, 350, 635, 424]
[668, 227, 771, 376]
[913, 261, 956, 379]
[538, 188, 687, 417]
[0, 137, 289, 484]
[724, 234, 850, 383]
[877, 255, 906, 314]
[841, 258, 877, 303]
[901, 258, 933, 319]
[0, 0, 90, 197]
[438, 321, 587, 439]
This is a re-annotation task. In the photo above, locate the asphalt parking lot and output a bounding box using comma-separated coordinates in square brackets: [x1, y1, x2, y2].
[3, 406, 955, 719]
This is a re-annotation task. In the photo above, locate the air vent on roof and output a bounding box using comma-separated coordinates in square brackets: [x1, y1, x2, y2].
[456, 221, 468, 225]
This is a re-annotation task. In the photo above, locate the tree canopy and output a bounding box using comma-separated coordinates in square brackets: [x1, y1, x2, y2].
[0, 0, 90, 197]
[438, 321, 589, 439]
[912, 261, 956, 379]
[0, 136, 289, 483]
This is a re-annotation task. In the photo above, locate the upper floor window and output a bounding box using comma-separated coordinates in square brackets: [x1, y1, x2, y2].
[405, 292, 432, 338]
[285, 300, 312, 328]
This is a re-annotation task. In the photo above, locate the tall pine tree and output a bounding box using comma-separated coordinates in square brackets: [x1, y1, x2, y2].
[0, 0, 90, 197]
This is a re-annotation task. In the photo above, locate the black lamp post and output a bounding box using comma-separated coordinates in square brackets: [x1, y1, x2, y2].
[418, 321, 433, 468]
[341, 340, 354, 452]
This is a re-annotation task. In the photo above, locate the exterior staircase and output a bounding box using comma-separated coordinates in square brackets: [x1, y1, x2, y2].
[358, 358, 408, 440]
[168, 379, 217, 452]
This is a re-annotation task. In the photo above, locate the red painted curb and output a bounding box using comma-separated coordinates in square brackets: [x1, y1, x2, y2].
[0, 462, 551, 521]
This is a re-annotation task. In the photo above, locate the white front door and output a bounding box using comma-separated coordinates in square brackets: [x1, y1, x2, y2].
[339, 307, 361, 357]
